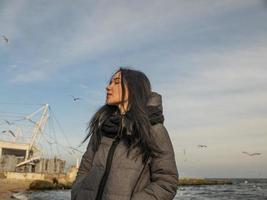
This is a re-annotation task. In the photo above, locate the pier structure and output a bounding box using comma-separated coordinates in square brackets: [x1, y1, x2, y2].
[0, 104, 65, 174]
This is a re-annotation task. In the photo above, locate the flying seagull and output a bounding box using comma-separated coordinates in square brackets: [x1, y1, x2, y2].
[242, 151, 261, 156]
[2, 35, 9, 43]
[69, 146, 83, 153]
[70, 95, 82, 102]
[1, 130, 16, 137]
[3, 120, 14, 125]
[198, 145, 207, 148]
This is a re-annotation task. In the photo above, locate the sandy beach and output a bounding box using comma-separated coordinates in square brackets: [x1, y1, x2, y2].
[0, 179, 31, 199]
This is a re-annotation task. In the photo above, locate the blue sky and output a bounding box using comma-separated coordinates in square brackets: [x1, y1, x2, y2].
[1, 0, 267, 178]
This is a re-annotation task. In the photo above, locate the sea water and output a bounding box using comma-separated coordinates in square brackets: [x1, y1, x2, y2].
[13, 179, 267, 200]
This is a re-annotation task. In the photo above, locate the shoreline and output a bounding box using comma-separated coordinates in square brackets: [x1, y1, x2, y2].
[1, 177, 258, 199]
[0, 179, 31, 200]
[178, 177, 232, 186]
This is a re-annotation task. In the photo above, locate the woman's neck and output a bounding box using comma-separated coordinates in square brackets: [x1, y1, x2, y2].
[118, 101, 128, 114]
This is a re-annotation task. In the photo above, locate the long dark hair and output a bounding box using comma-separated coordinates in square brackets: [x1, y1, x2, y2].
[82, 67, 160, 162]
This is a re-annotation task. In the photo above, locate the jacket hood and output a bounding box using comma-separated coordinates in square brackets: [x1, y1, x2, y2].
[147, 92, 164, 125]
[147, 91, 163, 113]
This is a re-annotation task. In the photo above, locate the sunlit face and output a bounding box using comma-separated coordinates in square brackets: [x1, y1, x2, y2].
[106, 71, 129, 106]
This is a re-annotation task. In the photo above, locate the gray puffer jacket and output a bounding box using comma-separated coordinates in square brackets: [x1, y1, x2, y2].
[71, 92, 178, 200]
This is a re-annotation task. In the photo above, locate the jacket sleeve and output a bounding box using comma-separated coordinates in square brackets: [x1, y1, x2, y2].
[132, 123, 179, 200]
[71, 134, 96, 200]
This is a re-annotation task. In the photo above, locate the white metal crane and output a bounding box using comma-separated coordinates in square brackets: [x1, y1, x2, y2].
[17, 104, 49, 167]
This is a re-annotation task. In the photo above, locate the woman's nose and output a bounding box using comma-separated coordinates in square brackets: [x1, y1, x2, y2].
[106, 84, 111, 92]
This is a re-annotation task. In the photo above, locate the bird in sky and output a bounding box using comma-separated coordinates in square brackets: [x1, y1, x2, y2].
[242, 151, 262, 156]
[198, 145, 207, 148]
[47, 140, 55, 145]
[3, 120, 14, 125]
[2, 35, 9, 43]
[69, 146, 83, 153]
[70, 95, 82, 102]
[1, 130, 16, 137]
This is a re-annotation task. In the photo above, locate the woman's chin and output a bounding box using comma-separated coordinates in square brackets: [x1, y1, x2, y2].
[106, 101, 120, 106]
[106, 100, 115, 105]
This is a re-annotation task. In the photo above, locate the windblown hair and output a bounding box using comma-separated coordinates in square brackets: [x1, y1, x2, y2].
[82, 67, 160, 162]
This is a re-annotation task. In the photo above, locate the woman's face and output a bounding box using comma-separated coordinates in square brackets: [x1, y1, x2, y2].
[106, 71, 129, 106]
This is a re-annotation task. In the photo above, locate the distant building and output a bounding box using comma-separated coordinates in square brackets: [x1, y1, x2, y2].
[0, 140, 65, 173]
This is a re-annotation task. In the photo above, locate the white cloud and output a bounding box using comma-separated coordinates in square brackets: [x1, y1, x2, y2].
[157, 42, 267, 177]
[2, 0, 267, 177]
[2, 0, 258, 83]
[11, 68, 47, 82]
[0, 0, 27, 38]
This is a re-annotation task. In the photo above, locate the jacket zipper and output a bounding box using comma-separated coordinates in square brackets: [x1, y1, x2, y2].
[95, 115, 124, 200]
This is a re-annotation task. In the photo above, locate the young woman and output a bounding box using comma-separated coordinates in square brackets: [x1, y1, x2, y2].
[71, 68, 178, 200]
